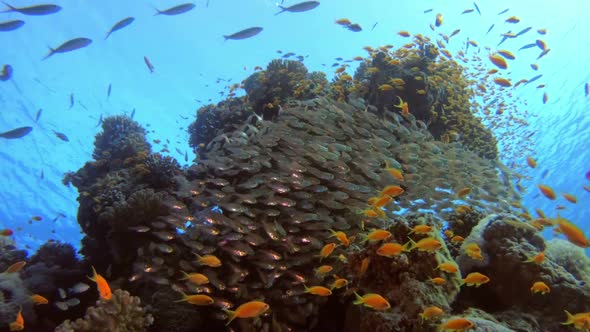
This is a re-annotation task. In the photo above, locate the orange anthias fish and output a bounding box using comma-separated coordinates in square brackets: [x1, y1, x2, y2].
[538, 184, 556, 200]
[377, 242, 407, 258]
[9, 308, 24, 331]
[194, 253, 222, 267]
[409, 225, 432, 235]
[406, 237, 442, 252]
[304, 285, 332, 296]
[359, 257, 370, 278]
[461, 272, 490, 287]
[363, 229, 392, 243]
[319, 242, 337, 260]
[353, 292, 391, 311]
[224, 300, 270, 326]
[394, 96, 410, 116]
[563, 311, 590, 330]
[526, 156, 537, 168]
[372, 194, 393, 208]
[464, 243, 484, 261]
[525, 251, 545, 264]
[489, 53, 508, 69]
[329, 229, 350, 246]
[175, 292, 214, 306]
[437, 262, 459, 273]
[0, 228, 13, 236]
[314, 265, 333, 277]
[30, 294, 49, 305]
[330, 275, 348, 290]
[88, 266, 112, 300]
[4, 261, 26, 273]
[439, 317, 475, 331]
[381, 185, 404, 197]
[556, 217, 590, 248]
[419, 306, 444, 320]
[456, 187, 471, 198]
[530, 281, 550, 295]
[562, 193, 577, 204]
[429, 277, 446, 285]
[180, 271, 209, 285]
[384, 164, 404, 181]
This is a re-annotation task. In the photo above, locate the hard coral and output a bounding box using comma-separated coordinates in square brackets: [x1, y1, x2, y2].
[55, 289, 153, 332]
[143, 153, 181, 189]
[93, 115, 150, 161]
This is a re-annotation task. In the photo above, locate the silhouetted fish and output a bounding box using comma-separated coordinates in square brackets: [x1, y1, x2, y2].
[516, 26, 532, 36]
[223, 27, 263, 40]
[69, 93, 74, 109]
[525, 74, 543, 85]
[0, 19, 24, 31]
[486, 24, 494, 34]
[155, 3, 195, 15]
[35, 109, 42, 122]
[0, 64, 11, 81]
[53, 130, 69, 142]
[518, 43, 537, 51]
[105, 17, 134, 40]
[497, 8, 509, 15]
[2, 2, 61, 15]
[43, 37, 92, 60]
[275, 1, 319, 15]
[144, 56, 154, 73]
[107, 83, 111, 99]
[0, 126, 32, 139]
[423, 9, 433, 13]
[347, 23, 362, 32]
[370, 22, 378, 31]
[473, 2, 481, 15]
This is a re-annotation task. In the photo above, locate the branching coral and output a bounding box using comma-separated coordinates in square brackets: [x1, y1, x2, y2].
[93, 115, 151, 161]
[55, 289, 153, 332]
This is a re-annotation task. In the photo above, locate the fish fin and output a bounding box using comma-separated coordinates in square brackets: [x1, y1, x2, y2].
[352, 291, 363, 305]
[562, 310, 574, 325]
[42, 47, 55, 61]
[274, 6, 286, 15]
[1, 1, 15, 11]
[223, 309, 236, 326]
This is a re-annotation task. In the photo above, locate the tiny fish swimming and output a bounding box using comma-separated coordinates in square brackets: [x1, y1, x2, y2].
[275, 1, 320, 15]
[223, 27, 263, 41]
[2, 2, 61, 15]
[155, 3, 195, 16]
[105, 17, 134, 40]
[0, 19, 25, 31]
[43, 37, 93, 60]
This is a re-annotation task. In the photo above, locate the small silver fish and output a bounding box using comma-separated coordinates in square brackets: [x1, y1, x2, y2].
[68, 282, 90, 294]
[65, 298, 80, 307]
[54, 301, 68, 311]
[58, 288, 66, 299]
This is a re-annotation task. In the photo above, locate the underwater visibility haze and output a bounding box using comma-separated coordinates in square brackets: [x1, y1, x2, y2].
[1, 0, 590, 331]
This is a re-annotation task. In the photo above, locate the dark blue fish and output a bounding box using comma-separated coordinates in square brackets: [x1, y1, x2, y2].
[347, 23, 362, 32]
[541, 169, 549, 179]
[275, 1, 319, 15]
[130, 108, 136, 119]
[0, 126, 32, 139]
[223, 27, 263, 40]
[486, 24, 494, 35]
[518, 43, 537, 51]
[0, 19, 24, 31]
[370, 22, 378, 31]
[105, 17, 134, 40]
[107, 83, 111, 99]
[96, 114, 103, 127]
[0, 64, 11, 81]
[498, 8, 509, 15]
[34, 109, 42, 122]
[155, 3, 195, 15]
[516, 26, 532, 36]
[537, 49, 550, 60]
[53, 130, 69, 142]
[184, 151, 188, 162]
[525, 74, 543, 85]
[40, 169, 44, 180]
[2, 2, 61, 15]
[473, 2, 481, 15]
[43, 37, 92, 60]
[69, 93, 74, 109]
[423, 8, 433, 13]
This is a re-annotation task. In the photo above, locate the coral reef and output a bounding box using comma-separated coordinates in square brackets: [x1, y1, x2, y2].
[93, 115, 150, 162]
[55, 289, 153, 332]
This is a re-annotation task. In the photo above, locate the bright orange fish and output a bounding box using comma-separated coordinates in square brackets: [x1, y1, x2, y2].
[376, 242, 407, 258]
[562, 193, 577, 204]
[224, 300, 269, 326]
[394, 96, 409, 116]
[329, 229, 350, 246]
[530, 281, 550, 295]
[526, 156, 537, 168]
[406, 237, 442, 252]
[489, 54, 507, 69]
[381, 185, 404, 197]
[175, 292, 214, 306]
[420, 306, 444, 320]
[30, 294, 49, 305]
[180, 271, 209, 285]
[456, 187, 471, 198]
[384, 165, 404, 181]
[398, 30, 410, 37]
[556, 217, 590, 248]
[524, 251, 545, 264]
[461, 272, 490, 287]
[304, 285, 332, 296]
[319, 243, 337, 260]
[353, 292, 391, 311]
[0, 229, 13, 236]
[194, 253, 222, 267]
[437, 262, 459, 273]
[4, 261, 26, 273]
[314, 265, 333, 276]
[363, 229, 392, 243]
[409, 225, 432, 235]
[538, 184, 556, 200]
[88, 266, 112, 300]
[429, 277, 446, 285]
[372, 194, 393, 208]
[9, 308, 24, 331]
[439, 317, 474, 331]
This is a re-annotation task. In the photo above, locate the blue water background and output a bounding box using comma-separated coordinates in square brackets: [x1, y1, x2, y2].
[0, 0, 589, 254]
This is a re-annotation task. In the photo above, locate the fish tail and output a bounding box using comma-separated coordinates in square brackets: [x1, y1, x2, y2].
[42, 47, 55, 61]
[352, 291, 363, 305]
[223, 309, 236, 326]
[1, 1, 14, 11]
[563, 310, 576, 325]
[104, 31, 111, 40]
[274, 6, 286, 15]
